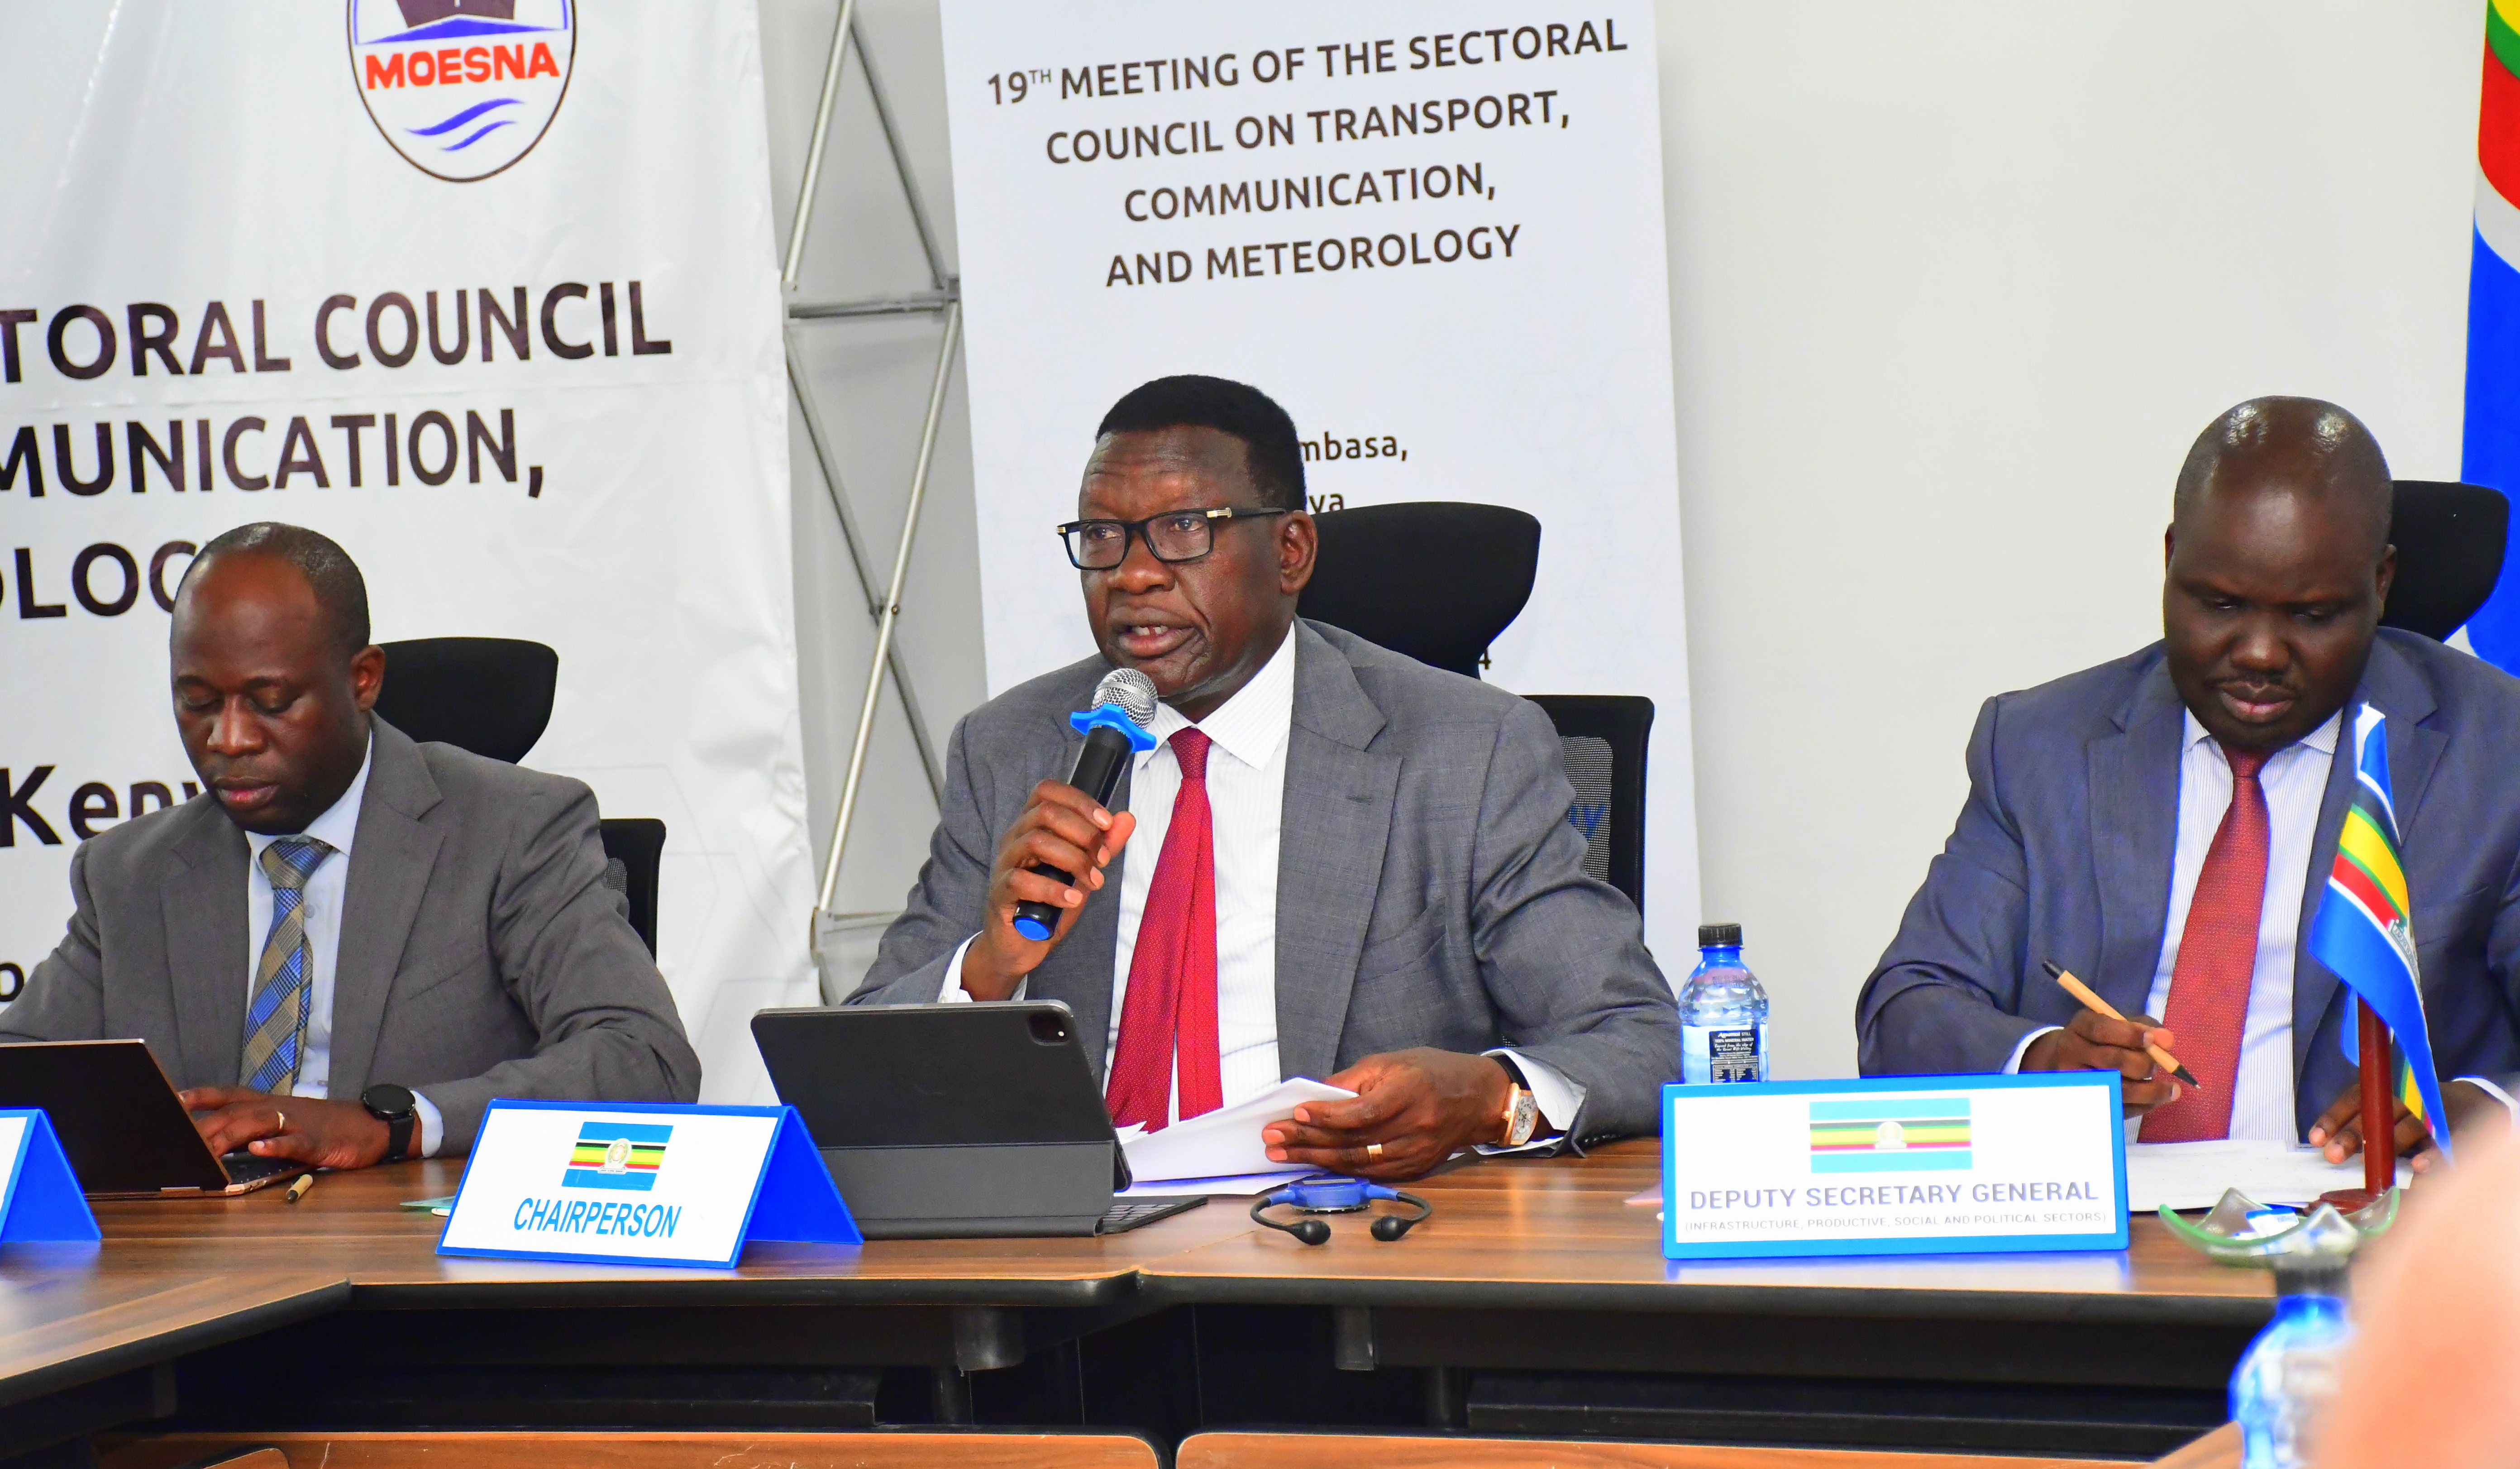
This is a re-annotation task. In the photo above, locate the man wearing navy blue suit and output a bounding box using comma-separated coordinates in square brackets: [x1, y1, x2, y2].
[1858, 397, 2520, 1168]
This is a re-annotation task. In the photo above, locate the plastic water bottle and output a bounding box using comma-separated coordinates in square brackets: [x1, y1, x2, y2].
[1678, 923, 1768, 1084]
[2230, 1266, 2352, 1469]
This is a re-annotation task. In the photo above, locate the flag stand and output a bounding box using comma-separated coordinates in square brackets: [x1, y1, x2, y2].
[2318, 999, 2395, 1211]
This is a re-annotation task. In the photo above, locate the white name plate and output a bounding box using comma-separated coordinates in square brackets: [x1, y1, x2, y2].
[1661, 1073, 2127, 1259]
[439, 1101, 858, 1268]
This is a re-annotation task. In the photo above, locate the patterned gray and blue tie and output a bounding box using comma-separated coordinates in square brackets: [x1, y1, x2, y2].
[239, 837, 335, 1095]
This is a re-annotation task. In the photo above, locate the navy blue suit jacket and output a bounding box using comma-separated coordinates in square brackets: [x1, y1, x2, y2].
[1857, 630, 2520, 1139]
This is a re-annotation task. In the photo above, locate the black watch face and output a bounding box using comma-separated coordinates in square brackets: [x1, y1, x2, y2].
[363, 1082, 416, 1119]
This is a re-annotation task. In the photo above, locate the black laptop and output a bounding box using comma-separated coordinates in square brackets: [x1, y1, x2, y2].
[751, 1002, 1204, 1239]
[0, 1040, 303, 1197]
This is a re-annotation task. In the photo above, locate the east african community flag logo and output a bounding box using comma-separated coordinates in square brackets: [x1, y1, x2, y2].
[563, 1121, 669, 1191]
[1809, 1097, 1972, 1173]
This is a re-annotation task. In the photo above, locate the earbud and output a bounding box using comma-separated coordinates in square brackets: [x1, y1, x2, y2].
[1291, 1218, 1332, 1246]
[1374, 1190, 1434, 1240]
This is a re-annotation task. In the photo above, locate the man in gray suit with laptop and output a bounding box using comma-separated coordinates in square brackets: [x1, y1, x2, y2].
[851, 375, 1676, 1179]
[7, 522, 699, 1167]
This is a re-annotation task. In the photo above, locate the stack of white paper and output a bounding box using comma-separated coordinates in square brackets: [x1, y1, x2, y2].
[2126, 1139, 2412, 1212]
[1117, 1077, 1354, 1191]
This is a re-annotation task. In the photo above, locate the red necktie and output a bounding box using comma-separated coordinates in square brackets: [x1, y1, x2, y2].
[2142, 745, 2271, 1142]
[1104, 727, 1224, 1131]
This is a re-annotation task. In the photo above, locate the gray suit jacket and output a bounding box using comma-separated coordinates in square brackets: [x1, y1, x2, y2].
[849, 620, 1677, 1139]
[1857, 631, 2520, 1139]
[8, 717, 702, 1151]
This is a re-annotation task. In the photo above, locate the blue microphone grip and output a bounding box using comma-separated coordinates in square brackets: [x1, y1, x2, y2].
[1010, 705, 1157, 942]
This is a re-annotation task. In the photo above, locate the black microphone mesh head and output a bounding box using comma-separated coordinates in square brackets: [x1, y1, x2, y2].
[1091, 668, 1159, 727]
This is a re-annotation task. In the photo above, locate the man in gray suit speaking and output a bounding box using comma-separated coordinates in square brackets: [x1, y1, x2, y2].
[7, 522, 700, 1167]
[852, 375, 1676, 1179]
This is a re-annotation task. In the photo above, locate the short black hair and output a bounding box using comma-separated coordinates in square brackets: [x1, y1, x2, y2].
[182, 522, 372, 656]
[1096, 374, 1307, 512]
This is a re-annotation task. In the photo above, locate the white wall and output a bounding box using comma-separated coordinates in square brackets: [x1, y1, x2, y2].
[1661, 2, 2480, 1079]
[758, 1, 2483, 1081]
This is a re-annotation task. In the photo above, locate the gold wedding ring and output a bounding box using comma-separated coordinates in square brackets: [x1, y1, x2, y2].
[1366, 1142, 1384, 1163]
[274, 1110, 286, 1133]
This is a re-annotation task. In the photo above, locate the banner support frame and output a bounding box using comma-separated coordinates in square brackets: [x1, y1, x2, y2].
[816, 300, 963, 934]
[780, 0, 859, 292]
[851, 21, 949, 292]
[775, 5, 972, 992]
[785, 327, 946, 805]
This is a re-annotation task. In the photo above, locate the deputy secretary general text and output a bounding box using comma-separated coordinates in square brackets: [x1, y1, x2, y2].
[6, 522, 700, 1168]
[850, 374, 1677, 1179]
[1858, 397, 2520, 1168]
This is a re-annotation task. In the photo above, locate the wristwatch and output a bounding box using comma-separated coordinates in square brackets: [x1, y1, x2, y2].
[361, 1083, 418, 1162]
[1491, 1055, 1543, 1147]
[1499, 1084, 1539, 1147]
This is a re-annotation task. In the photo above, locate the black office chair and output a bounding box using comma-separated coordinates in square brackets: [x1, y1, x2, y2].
[2383, 481, 2508, 641]
[1296, 502, 1540, 678]
[372, 637, 558, 763]
[1295, 505, 1650, 915]
[1525, 695, 1653, 918]
[592, 818, 666, 958]
[372, 637, 663, 956]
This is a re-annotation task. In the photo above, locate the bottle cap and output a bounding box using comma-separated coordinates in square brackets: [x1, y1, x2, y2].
[1697, 923, 1743, 948]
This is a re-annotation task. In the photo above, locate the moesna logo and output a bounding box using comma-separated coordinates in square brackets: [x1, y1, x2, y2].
[347, 0, 576, 182]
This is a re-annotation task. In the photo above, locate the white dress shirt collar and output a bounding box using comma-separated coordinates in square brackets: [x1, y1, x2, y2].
[2179, 708, 2342, 761]
[243, 732, 373, 863]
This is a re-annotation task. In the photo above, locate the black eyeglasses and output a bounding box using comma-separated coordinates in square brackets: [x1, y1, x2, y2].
[1057, 507, 1290, 569]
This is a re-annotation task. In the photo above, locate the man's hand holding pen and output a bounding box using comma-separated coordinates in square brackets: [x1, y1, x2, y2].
[2021, 1010, 2186, 1116]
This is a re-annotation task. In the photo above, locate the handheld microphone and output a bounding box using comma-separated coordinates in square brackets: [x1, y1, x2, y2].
[1010, 668, 1160, 942]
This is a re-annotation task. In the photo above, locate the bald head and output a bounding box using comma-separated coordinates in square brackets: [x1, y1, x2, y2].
[177, 522, 370, 658]
[2172, 396, 2392, 564]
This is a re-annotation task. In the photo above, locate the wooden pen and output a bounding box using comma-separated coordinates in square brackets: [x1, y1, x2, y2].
[284, 1172, 318, 1204]
[2041, 961, 2203, 1090]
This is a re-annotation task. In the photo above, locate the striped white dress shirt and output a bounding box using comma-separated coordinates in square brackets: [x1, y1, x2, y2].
[1105, 621, 1297, 1114]
[2133, 711, 2339, 1142]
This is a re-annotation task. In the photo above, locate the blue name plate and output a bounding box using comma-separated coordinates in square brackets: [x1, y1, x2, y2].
[438, 1101, 859, 1268]
[1661, 1073, 2127, 1259]
[0, 1110, 99, 1242]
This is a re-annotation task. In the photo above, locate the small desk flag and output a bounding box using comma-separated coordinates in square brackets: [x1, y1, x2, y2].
[2306, 704, 2452, 1161]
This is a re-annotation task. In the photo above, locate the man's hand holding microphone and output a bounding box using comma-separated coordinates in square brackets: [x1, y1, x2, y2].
[959, 670, 1157, 1001]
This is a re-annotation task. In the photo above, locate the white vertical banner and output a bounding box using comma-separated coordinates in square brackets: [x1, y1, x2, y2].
[0, 1, 813, 1101]
[940, 2, 1700, 952]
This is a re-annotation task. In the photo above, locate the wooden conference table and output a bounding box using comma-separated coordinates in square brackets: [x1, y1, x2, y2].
[0, 1142, 2269, 1464]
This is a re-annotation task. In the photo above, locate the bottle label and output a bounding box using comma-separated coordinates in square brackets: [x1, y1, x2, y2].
[1681, 1022, 1767, 1084]
[1707, 1028, 1762, 1083]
